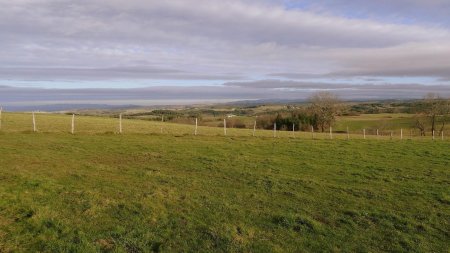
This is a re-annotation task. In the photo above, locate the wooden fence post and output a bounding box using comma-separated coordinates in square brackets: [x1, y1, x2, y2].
[442, 131, 444, 141]
[32, 112, 36, 132]
[71, 114, 75, 134]
[377, 129, 379, 139]
[195, 118, 198, 136]
[273, 123, 277, 138]
[253, 121, 256, 137]
[330, 126, 333, 139]
[400, 129, 403, 140]
[224, 119, 227, 136]
[119, 113, 122, 134]
[363, 129, 366, 139]
[432, 130, 435, 140]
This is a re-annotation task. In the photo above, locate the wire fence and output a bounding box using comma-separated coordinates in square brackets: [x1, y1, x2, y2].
[0, 111, 447, 141]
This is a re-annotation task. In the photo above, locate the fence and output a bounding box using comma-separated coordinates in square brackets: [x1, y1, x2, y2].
[0, 111, 447, 141]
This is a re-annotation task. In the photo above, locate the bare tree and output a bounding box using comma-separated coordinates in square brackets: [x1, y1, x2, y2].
[414, 93, 449, 135]
[308, 91, 341, 132]
[414, 115, 426, 136]
[437, 97, 450, 134]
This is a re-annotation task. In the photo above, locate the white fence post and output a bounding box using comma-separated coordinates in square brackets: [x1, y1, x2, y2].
[71, 114, 75, 134]
[330, 126, 333, 139]
[119, 113, 123, 134]
[195, 118, 198, 136]
[363, 129, 366, 139]
[432, 130, 435, 140]
[32, 112, 36, 132]
[273, 123, 277, 138]
[224, 119, 227, 136]
[400, 128, 403, 140]
[253, 121, 256, 137]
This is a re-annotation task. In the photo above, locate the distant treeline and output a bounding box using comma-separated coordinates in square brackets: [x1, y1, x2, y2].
[86, 92, 448, 134]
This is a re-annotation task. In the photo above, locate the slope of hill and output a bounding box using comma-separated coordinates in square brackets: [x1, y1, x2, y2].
[0, 112, 446, 140]
[0, 113, 449, 252]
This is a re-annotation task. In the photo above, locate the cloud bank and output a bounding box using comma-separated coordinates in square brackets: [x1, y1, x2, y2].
[1, 82, 449, 110]
[0, 0, 449, 105]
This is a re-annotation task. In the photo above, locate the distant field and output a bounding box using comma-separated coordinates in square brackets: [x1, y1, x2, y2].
[127, 112, 448, 137]
[0, 112, 447, 140]
[0, 131, 448, 252]
[336, 113, 421, 132]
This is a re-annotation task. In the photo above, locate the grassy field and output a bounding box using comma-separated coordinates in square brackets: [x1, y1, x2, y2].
[0, 114, 449, 252]
[0, 112, 447, 140]
[169, 113, 430, 133]
[336, 114, 423, 132]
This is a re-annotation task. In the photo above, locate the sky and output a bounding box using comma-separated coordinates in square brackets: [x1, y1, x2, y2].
[1, 0, 450, 107]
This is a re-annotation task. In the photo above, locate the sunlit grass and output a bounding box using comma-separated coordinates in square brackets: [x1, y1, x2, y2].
[1, 112, 446, 141]
[0, 131, 448, 252]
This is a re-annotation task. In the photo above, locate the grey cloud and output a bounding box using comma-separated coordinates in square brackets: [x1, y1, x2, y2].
[224, 80, 450, 93]
[224, 80, 335, 89]
[330, 68, 450, 79]
[267, 41, 450, 80]
[326, 43, 450, 79]
[267, 73, 325, 79]
[0, 0, 449, 88]
[362, 78, 384, 82]
[0, 85, 281, 104]
[287, 0, 450, 25]
[0, 67, 244, 81]
[1, 82, 449, 110]
[3, 0, 445, 48]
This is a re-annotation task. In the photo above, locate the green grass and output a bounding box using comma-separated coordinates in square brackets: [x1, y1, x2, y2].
[335, 114, 413, 131]
[1, 112, 446, 140]
[0, 114, 449, 252]
[336, 113, 450, 134]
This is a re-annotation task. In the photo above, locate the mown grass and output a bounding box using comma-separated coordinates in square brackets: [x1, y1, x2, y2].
[0, 114, 449, 252]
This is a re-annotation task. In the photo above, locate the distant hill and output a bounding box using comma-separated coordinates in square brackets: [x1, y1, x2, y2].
[3, 104, 139, 112]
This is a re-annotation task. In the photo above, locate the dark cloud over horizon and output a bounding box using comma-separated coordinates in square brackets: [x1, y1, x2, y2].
[1, 82, 449, 110]
[0, 66, 244, 81]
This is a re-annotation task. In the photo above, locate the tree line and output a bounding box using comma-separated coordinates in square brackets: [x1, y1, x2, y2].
[258, 91, 341, 132]
[260, 92, 449, 134]
[413, 93, 449, 136]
